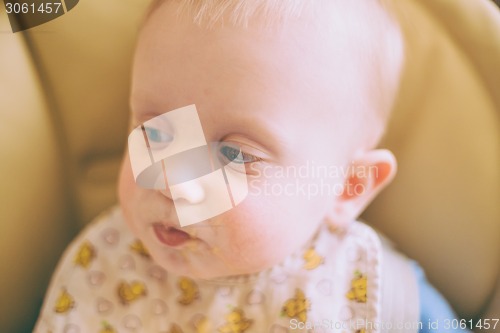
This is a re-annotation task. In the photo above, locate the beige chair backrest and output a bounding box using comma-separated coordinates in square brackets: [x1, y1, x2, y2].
[1, 0, 498, 331]
[364, 0, 500, 318]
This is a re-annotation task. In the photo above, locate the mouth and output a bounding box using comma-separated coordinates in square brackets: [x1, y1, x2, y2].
[153, 223, 195, 247]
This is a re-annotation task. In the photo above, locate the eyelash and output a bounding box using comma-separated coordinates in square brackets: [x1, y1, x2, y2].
[218, 145, 262, 165]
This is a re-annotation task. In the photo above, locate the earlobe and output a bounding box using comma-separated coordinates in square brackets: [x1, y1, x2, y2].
[327, 149, 397, 227]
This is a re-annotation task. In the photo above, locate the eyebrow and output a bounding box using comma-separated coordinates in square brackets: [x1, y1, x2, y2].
[134, 110, 170, 124]
[129, 96, 179, 125]
[128, 88, 178, 121]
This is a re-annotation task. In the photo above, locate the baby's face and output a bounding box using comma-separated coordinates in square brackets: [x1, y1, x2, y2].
[119, 1, 386, 278]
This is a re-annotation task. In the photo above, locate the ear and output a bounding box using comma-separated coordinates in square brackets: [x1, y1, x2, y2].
[327, 149, 397, 228]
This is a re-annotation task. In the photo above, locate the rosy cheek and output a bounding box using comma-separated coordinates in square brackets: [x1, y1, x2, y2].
[221, 204, 280, 252]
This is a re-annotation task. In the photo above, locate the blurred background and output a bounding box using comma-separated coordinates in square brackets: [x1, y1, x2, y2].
[1, 0, 499, 332]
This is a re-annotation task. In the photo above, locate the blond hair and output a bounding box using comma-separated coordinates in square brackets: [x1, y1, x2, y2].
[147, 0, 307, 28]
[147, 0, 398, 29]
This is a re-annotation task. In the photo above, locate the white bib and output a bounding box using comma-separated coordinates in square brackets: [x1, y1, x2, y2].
[35, 207, 420, 333]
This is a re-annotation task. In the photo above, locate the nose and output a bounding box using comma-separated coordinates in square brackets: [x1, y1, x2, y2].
[159, 180, 206, 205]
[156, 145, 212, 205]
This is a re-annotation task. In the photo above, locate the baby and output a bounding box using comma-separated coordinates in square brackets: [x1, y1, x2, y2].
[35, 0, 467, 332]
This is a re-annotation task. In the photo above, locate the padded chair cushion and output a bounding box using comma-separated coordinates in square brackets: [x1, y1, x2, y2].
[0, 11, 73, 333]
[21, 0, 151, 225]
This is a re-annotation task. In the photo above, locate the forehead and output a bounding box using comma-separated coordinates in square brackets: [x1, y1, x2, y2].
[131, 1, 385, 142]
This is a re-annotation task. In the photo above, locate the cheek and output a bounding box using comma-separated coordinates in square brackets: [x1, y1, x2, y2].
[218, 192, 326, 271]
[219, 205, 287, 271]
[118, 154, 139, 224]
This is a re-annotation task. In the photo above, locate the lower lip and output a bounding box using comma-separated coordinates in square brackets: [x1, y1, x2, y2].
[153, 224, 193, 247]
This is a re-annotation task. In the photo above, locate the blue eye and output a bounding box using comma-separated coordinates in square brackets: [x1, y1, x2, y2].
[144, 127, 173, 143]
[219, 145, 260, 164]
